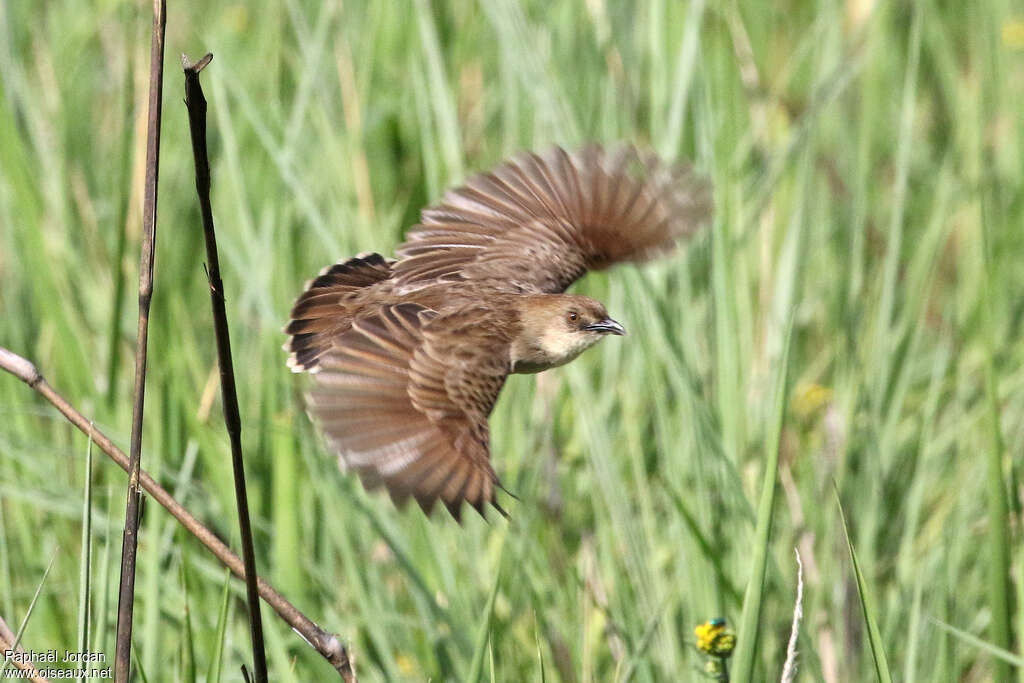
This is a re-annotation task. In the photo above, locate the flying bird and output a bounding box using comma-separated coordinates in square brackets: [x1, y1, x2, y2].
[285, 144, 712, 519]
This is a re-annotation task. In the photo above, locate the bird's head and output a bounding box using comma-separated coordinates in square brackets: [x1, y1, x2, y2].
[512, 294, 626, 373]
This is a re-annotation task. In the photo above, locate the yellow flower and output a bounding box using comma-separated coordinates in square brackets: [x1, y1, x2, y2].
[1004, 19, 1024, 49]
[695, 619, 736, 658]
[396, 653, 415, 674]
[793, 382, 833, 418]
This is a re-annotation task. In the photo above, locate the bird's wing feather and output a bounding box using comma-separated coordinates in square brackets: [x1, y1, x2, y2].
[308, 303, 508, 519]
[392, 144, 712, 294]
[284, 252, 394, 372]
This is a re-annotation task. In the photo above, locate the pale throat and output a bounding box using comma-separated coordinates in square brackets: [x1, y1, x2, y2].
[510, 326, 602, 374]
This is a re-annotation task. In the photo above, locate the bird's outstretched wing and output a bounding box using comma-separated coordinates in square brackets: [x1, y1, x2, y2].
[392, 144, 712, 294]
[307, 303, 510, 519]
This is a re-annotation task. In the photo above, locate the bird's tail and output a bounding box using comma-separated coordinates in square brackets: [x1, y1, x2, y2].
[284, 252, 394, 372]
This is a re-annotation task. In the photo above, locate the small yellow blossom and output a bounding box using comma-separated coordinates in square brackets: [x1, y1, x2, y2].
[793, 382, 833, 418]
[1004, 19, 1024, 49]
[695, 619, 736, 658]
[396, 653, 415, 674]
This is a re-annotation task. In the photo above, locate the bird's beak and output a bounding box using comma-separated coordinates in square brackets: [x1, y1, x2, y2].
[583, 318, 627, 336]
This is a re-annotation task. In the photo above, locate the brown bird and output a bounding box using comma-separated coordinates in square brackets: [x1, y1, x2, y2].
[285, 144, 711, 519]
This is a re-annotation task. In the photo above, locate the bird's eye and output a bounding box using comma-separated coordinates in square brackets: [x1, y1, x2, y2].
[568, 311, 578, 323]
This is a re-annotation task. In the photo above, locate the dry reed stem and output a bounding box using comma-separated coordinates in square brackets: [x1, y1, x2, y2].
[0, 347, 356, 680]
[182, 51, 268, 683]
[113, 0, 166, 679]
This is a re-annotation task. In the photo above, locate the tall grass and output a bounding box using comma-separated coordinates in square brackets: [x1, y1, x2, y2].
[1, 0, 1022, 680]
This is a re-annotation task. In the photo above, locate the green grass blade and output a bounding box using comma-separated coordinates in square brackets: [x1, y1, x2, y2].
[659, 0, 705, 157]
[180, 538, 196, 683]
[534, 611, 546, 683]
[103, 43, 134, 409]
[616, 608, 664, 683]
[870, 0, 921, 416]
[930, 618, 1024, 668]
[93, 486, 114, 657]
[835, 485, 893, 683]
[468, 550, 504, 683]
[206, 568, 234, 683]
[730, 314, 795, 682]
[0, 503, 10, 621]
[133, 648, 151, 683]
[413, 0, 462, 182]
[665, 483, 742, 607]
[76, 429, 94, 683]
[0, 553, 56, 676]
[977, 86, 1014, 683]
[903, 571, 925, 683]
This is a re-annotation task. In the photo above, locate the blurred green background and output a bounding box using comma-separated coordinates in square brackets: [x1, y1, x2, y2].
[1, 0, 1023, 680]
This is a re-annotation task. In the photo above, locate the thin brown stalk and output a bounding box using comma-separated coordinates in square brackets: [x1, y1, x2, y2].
[0, 615, 51, 683]
[0, 347, 356, 680]
[181, 52, 267, 683]
[113, 0, 166, 680]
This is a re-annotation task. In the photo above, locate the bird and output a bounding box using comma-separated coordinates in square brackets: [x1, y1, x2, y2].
[285, 144, 712, 520]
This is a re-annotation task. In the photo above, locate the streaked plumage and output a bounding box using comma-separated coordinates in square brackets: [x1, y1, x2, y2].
[285, 144, 712, 519]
